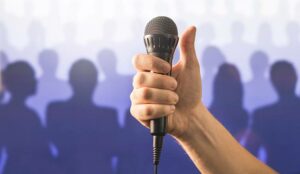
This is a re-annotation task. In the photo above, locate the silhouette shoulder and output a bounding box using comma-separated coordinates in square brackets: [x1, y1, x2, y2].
[97, 106, 117, 117]
[253, 103, 276, 119]
[47, 100, 69, 111]
[46, 100, 71, 120]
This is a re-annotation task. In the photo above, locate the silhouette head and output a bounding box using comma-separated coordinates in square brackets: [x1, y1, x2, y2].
[286, 22, 300, 43]
[213, 63, 243, 106]
[231, 21, 245, 41]
[202, 46, 226, 73]
[257, 22, 272, 44]
[97, 49, 117, 75]
[3, 61, 36, 100]
[270, 61, 297, 97]
[69, 59, 98, 98]
[250, 51, 269, 78]
[38, 49, 59, 76]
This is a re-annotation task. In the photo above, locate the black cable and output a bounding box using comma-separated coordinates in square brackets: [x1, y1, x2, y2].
[154, 164, 158, 174]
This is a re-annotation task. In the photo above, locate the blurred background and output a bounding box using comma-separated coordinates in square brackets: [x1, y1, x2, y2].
[1, 0, 300, 173]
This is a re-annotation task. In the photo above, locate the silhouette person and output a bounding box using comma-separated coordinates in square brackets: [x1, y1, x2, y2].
[245, 51, 276, 113]
[0, 61, 60, 174]
[27, 49, 71, 125]
[116, 110, 152, 174]
[209, 63, 248, 141]
[248, 61, 300, 173]
[201, 46, 226, 106]
[94, 49, 132, 126]
[47, 59, 119, 174]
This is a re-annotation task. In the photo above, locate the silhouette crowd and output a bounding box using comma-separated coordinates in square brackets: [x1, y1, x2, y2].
[1, 12, 300, 174]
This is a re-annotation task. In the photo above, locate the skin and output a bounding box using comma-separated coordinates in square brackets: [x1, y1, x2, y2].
[130, 26, 277, 174]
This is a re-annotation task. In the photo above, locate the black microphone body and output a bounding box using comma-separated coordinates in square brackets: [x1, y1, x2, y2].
[145, 34, 178, 135]
[144, 17, 179, 173]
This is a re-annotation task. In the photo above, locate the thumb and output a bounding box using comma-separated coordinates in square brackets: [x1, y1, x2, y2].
[179, 26, 198, 67]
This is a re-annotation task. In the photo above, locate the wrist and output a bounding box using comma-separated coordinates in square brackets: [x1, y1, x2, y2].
[173, 102, 213, 144]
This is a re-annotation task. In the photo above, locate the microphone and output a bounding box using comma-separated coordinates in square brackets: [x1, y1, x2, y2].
[144, 16, 179, 174]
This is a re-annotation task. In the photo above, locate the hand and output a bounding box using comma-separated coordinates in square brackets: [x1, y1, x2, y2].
[130, 26, 202, 139]
[130, 26, 278, 174]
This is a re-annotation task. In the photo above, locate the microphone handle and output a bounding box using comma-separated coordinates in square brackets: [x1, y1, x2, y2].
[148, 52, 173, 137]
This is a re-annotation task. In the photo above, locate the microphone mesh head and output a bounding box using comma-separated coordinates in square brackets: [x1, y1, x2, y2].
[144, 16, 178, 36]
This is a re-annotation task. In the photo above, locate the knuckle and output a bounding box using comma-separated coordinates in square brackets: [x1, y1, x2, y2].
[134, 72, 147, 87]
[144, 106, 154, 117]
[140, 88, 152, 100]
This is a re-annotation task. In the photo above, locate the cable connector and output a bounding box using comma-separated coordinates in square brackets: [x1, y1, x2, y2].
[153, 135, 164, 174]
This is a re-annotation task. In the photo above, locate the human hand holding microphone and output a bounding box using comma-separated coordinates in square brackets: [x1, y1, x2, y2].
[130, 16, 277, 174]
[130, 24, 201, 140]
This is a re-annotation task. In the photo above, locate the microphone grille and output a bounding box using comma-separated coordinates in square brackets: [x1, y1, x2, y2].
[144, 16, 178, 36]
